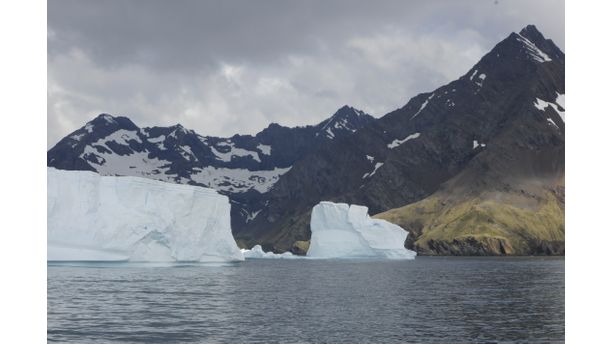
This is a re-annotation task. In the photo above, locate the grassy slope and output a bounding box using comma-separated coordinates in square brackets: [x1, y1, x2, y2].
[375, 176, 565, 255]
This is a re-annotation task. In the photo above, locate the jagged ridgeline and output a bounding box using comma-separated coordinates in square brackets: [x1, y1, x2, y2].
[48, 25, 564, 256]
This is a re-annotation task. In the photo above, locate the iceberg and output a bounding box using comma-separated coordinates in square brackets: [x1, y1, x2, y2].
[307, 202, 416, 259]
[47, 168, 244, 262]
[241, 245, 297, 259]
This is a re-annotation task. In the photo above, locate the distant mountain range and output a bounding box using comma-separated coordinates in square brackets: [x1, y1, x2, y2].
[48, 25, 565, 255]
[48, 104, 375, 232]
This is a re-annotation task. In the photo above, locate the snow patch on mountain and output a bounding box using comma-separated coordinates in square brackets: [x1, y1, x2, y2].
[102, 129, 143, 145]
[473, 140, 486, 149]
[180, 145, 196, 160]
[555, 93, 566, 122]
[475, 73, 486, 87]
[257, 144, 271, 155]
[547, 118, 559, 129]
[363, 162, 384, 179]
[211, 142, 261, 163]
[469, 69, 478, 81]
[534, 97, 565, 122]
[190, 166, 291, 193]
[70, 133, 86, 141]
[243, 209, 262, 223]
[82, 148, 173, 179]
[148, 135, 166, 150]
[101, 114, 116, 124]
[411, 94, 435, 119]
[387, 133, 420, 148]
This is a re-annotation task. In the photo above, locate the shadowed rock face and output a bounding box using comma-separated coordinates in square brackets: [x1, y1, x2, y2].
[243, 25, 564, 255]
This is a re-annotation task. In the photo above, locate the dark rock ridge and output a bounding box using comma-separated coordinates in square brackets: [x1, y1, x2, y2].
[47, 25, 564, 256]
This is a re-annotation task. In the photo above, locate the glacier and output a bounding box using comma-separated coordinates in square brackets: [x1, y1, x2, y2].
[47, 168, 244, 262]
[307, 202, 416, 259]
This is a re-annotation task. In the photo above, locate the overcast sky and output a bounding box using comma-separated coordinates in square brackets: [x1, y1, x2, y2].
[47, 0, 564, 147]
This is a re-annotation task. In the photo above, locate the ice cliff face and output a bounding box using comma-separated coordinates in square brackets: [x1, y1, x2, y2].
[47, 168, 244, 262]
[307, 202, 416, 259]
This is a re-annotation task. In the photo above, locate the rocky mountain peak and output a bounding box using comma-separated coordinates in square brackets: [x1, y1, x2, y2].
[315, 105, 374, 139]
[88, 113, 138, 131]
[519, 24, 546, 43]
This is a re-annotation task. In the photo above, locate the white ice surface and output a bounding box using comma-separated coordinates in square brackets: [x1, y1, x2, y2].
[241, 245, 297, 259]
[47, 168, 244, 262]
[307, 202, 416, 259]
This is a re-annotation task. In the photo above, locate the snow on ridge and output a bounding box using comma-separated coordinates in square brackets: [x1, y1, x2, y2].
[211, 142, 261, 163]
[190, 166, 291, 194]
[366, 155, 374, 162]
[362, 162, 384, 179]
[534, 97, 565, 122]
[100, 129, 143, 146]
[516, 33, 552, 63]
[257, 144, 272, 155]
[387, 133, 421, 149]
[410, 94, 435, 120]
[84, 123, 94, 133]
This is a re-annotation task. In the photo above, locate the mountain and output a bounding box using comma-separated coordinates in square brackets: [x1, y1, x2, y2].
[240, 25, 564, 254]
[47, 105, 375, 232]
[47, 25, 564, 256]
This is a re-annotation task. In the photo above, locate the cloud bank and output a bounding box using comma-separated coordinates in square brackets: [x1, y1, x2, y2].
[48, 0, 564, 147]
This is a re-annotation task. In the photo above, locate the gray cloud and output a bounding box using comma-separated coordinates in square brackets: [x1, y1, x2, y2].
[48, 0, 564, 147]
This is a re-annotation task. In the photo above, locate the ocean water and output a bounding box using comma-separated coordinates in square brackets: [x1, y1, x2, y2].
[48, 257, 564, 343]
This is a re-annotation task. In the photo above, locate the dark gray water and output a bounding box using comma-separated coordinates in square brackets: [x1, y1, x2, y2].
[48, 257, 564, 343]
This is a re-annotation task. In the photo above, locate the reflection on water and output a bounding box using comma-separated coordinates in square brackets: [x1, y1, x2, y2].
[48, 257, 564, 343]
